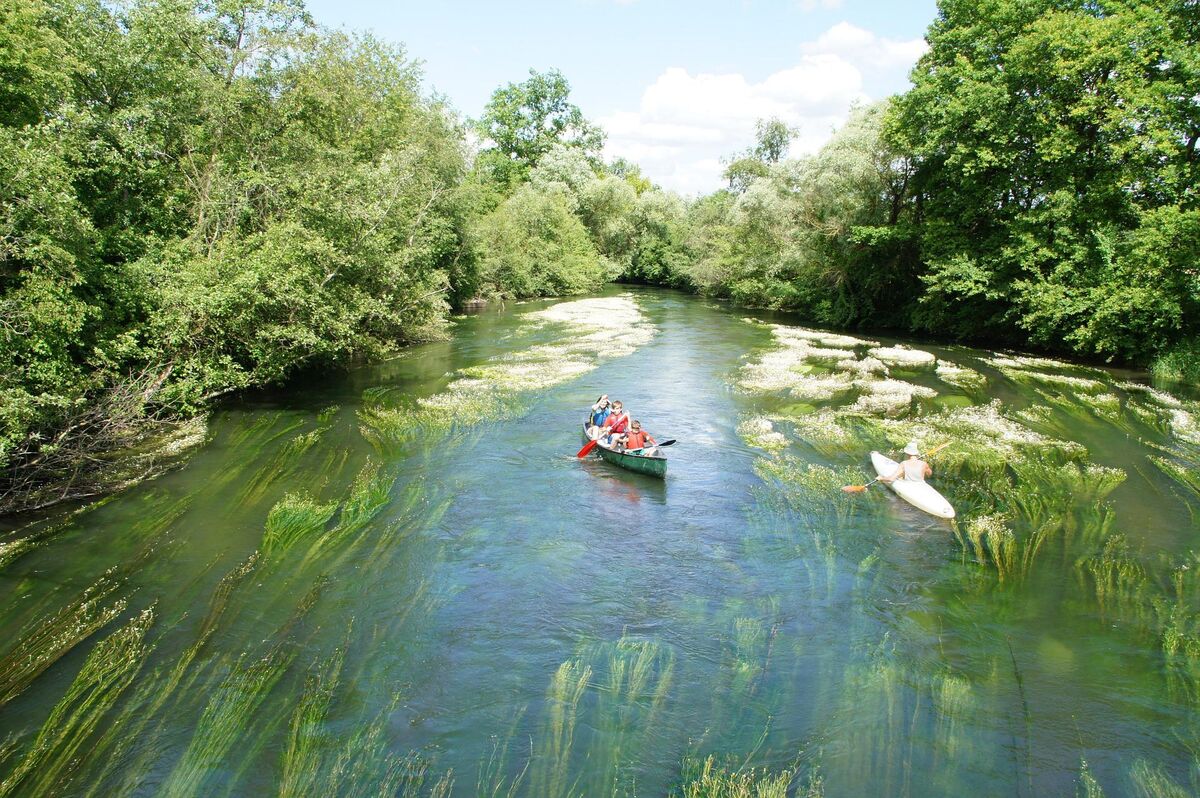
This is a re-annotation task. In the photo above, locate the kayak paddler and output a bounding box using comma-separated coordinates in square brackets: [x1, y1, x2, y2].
[881, 441, 932, 484]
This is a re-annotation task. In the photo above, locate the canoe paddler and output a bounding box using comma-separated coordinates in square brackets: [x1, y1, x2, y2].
[587, 395, 611, 439]
[620, 420, 657, 455]
[600, 400, 630, 445]
[881, 441, 932, 484]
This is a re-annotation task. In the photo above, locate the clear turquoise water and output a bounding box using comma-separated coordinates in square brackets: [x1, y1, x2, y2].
[0, 287, 1198, 796]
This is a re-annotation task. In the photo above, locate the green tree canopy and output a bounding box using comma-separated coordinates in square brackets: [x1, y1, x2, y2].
[474, 68, 605, 188]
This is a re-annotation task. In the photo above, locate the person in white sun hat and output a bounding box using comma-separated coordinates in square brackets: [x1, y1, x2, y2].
[882, 440, 933, 484]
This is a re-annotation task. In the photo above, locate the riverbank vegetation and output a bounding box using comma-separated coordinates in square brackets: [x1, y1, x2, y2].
[3, 0, 1196, 504]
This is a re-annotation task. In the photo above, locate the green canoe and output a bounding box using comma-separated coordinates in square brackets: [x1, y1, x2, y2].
[581, 422, 668, 478]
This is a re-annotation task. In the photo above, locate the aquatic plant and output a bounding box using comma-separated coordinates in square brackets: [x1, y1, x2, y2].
[235, 424, 332, 506]
[316, 405, 340, 425]
[589, 635, 676, 795]
[850, 378, 937, 416]
[672, 756, 797, 798]
[0, 607, 155, 797]
[0, 570, 127, 707]
[530, 659, 593, 798]
[81, 554, 260, 797]
[1078, 535, 1148, 617]
[932, 673, 973, 763]
[299, 461, 395, 568]
[958, 514, 1017, 581]
[738, 417, 788, 451]
[935, 361, 986, 392]
[161, 652, 296, 798]
[1152, 456, 1200, 504]
[869, 345, 937, 370]
[261, 493, 339, 559]
[1077, 758, 1105, 798]
[279, 646, 346, 798]
[1129, 759, 1192, 798]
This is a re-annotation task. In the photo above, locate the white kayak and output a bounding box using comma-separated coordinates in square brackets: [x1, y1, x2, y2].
[870, 451, 956, 520]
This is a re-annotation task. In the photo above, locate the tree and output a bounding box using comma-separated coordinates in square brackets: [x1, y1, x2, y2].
[888, 0, 1200, 359]
[723, 117, 799, 192]
[474, 69, 604, 188]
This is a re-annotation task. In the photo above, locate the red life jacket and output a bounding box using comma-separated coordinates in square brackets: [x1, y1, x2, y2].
[604, 412, 629, 433]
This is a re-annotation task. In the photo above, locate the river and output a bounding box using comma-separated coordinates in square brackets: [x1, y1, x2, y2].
[0, 287, 1198, 796]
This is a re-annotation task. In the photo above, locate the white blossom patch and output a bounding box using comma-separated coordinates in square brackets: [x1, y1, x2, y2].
[936, 361, 987, 391]
[870, 345, 937, 369]
[850, 378, 938, 415]
[738, 417, 788, 451]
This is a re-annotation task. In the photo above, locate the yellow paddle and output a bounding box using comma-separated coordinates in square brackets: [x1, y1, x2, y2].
[841, 441, 952, 493]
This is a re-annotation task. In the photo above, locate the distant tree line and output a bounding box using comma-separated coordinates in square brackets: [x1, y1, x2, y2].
[652, 0, 1200, 385]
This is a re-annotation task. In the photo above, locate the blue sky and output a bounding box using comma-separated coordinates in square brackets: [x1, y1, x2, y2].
[304, 0, 940, 193]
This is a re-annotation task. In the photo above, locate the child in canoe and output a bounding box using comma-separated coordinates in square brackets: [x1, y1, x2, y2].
[599, 400, 630, 445]
[620, 420, 657, 455]
[586, 395, 611, 439]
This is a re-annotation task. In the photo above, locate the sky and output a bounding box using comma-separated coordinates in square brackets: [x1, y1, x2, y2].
[302, 0, 941, 194]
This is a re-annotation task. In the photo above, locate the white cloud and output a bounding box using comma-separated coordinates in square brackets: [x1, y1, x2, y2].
[601, 22, 927, 194]
[800, 21, 927, 68]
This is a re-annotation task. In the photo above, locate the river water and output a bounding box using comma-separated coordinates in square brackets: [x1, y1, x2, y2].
[1, 287, 1198, 796]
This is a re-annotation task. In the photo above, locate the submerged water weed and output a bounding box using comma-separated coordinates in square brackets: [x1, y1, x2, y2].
[235, 424, 332, 507]
[83, 555, 261, 798]
[0, 570, 127, 708]
[0, 608, 155, 797]
[587, 635, 676, 796]
[1077, 758, 1104, 798]
[360, 296, 655, 451]
[161, 652, 295, 798]
[869, 345, 937, 370]
[778, 411, 858, 459]
[279, 646, 346, 798]
[299, 461, 395, 568]
[738, 417, 788, 451]
[262, 493, 339, 560]
[672, 755, 796, 798]
[530, 659, 593, 798]
[1128, 759, 1192, 798]
[958, 514, 1017, 581]
[851, 378, 938, 416]
[770, 324, 877, 349]
[1078, 535, 1148, 617]
[935, 361, 987, 392]
[932, 674, 973, 764]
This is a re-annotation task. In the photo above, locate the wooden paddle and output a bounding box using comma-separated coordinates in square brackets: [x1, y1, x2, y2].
[841, 441, 951, 493]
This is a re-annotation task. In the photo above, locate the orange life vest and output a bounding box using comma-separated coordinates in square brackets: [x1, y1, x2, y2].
[625, 430, 651, 449]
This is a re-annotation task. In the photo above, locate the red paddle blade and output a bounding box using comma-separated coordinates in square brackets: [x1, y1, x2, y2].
[576, 438, 599, 458]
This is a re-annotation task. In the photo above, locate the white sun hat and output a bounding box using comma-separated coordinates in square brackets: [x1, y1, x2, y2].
[903, 441, 921, 456]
